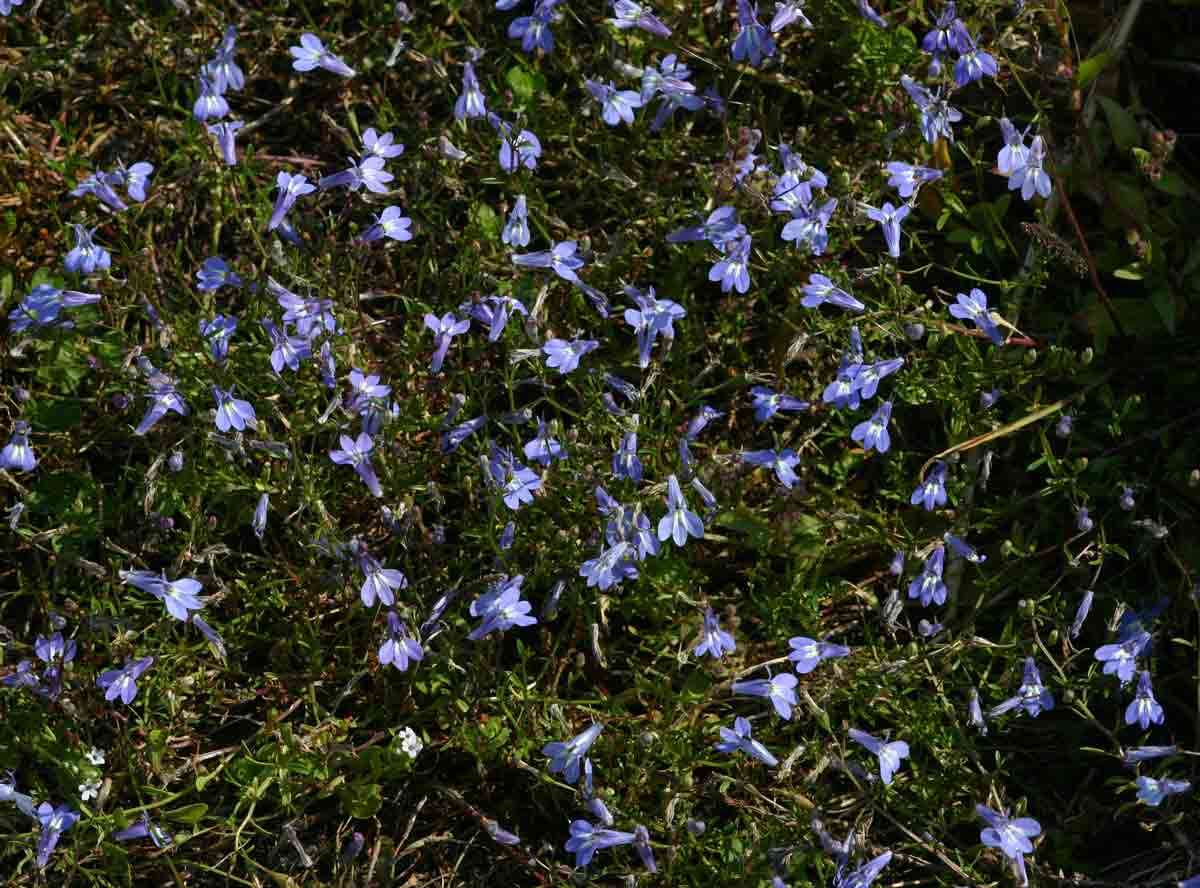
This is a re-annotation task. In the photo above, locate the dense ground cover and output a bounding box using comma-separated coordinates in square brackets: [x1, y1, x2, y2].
[2, 0, 1199, 885]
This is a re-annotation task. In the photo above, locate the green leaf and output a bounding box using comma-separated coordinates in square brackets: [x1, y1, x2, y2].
[166, 803, 208, 823]
[505, 65, 545, 103]
[1153, 171, 1188, 196]
[28, 399, 82, 431]
[472, 203, 501, 240]
[338, 781, 382, 819]
[1076, 51, 1113, 88]
[1149, 284, 1177, 335]
[1096, 97, 1140, 153]
[1113, 264, 1144, 280]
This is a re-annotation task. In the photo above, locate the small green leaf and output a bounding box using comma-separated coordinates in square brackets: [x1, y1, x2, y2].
[1076, 51, 1112, 88]
[338, 781, 383, 819]
[1096, 97, 1140, 153]
[1149, 284, 1177, 335]
[1113, 264, 1144, 281]
[505, 65, 545, 103]
[166, 803, 208, 823]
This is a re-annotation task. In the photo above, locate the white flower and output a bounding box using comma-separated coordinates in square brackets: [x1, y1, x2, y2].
[85, 747, 106, 766]
[79, 779, 101, 802]
[398, 726, 423, 759]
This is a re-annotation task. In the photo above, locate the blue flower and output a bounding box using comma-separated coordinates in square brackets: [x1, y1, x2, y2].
[192, 75, 229, 122]
[424, 312, 471, 373]
[268, 172, 315, 231]
[524, 419, 567, 466]
[64, 224, 111, 275]
[1095, 628, 1151, 685]
[502, 195, 530, 247]
[585, 78, 644, 126]
[849, 729, 909, 785]
[1126, 670, 1165, 729]
[487, 446, 543, 510]
[489, 113, 542, 172]
[694, 608, 736, 659]
[715, 715, 777, 766]
[212, 386, 256, 433]
[742, 448, 801, 488]
[709, 234, 753, 294]
[609, 0, 672, 36]
[976, 804, 1040, 878]
[954, 35, 998, 87]
[901, 75, 962, 143]
[750, 386, 809, 422]
[851, 401, 893, 454]
[658, 474, 703, 547]
[864, 202, 910, 258]
[289, 32, 355, 77]
[802, 274, 864, 312]
[513, 240, 586, 283]
[196, 256, 242, 291]
[949, 288, 1004, 345]
[203, 25, 243, 93]
[359, 206, 413, 243]
[1, 421, 36, 473]
[732, 0, 776, 67]
[207, 120, 243, 165]
[788, 636, 849, 673]
[667, 205, 745, 248]
[1136, 776, 1191, 807]
[780, 197, 837, 254]
[378, 612, 424, 671]
[911, 461, 948, 510]
[35, 802, 79, 869]
[885, 161, 943, 198]
[509, 0, 561, 54]
[543, 723, 603, 784]
[469, 574, 538, 639]
[455, 61, 488, 121]
[990, 657, 1055, 718]
[564, 819, 635, 868]
[1008, 135, 1052, 200]
[771, 1, 812, 32]
[997, 118, 1030, 175]
[9, 283, 101, 334]
[97, 656, 154, 704]
[329, 432, 383, 498]
[579, 541, 639, 590]
[732, 671, 798, 720]
[907, 545, 947, 606]
[612, 432, 643, 482]
[543, 337, 599, 375]
[121, 569, 205, 621]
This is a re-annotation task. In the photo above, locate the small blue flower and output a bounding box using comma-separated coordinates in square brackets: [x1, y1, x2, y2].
[732, 671, 798, 720]
[910, 461, 948, 510]
[502, 195, 530, 247]
[714, 716, 777, 766]
[694, 608, 736, 659]
[1126, 670, 1165, 730]
[851, 400, 893, 454]
[379, 612, 424, 671]
[788, 636, 849, 673]
[907, 545, 947, 607]
[543, 723, 603, 785]
[658, 474, 703, 547]
[949, 288, 1004, 345]
[1, 421, 36, 473]
[543, 337, 599, 375]
[848, 728, 909, 785]
[1136, 776, 1191, 807]
[709, 235, 753, 294]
